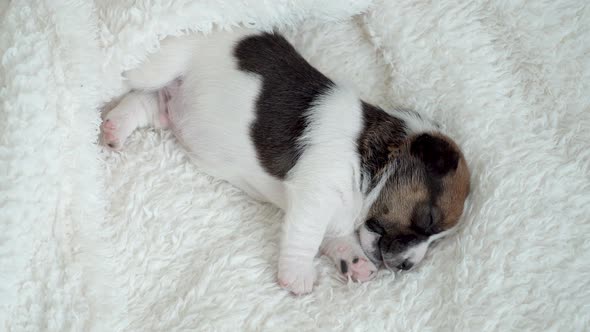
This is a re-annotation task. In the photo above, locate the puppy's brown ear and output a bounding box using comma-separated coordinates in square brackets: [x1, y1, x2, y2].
[410, 134, 459, 176]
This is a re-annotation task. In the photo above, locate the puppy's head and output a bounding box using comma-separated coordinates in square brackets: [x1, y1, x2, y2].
[360, 133, 470, 270]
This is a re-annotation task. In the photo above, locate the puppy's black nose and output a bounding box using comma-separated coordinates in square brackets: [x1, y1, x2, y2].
[396, 260, 413, 270]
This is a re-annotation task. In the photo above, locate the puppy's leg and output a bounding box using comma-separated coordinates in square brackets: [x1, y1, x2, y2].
[124, 36, 194, 91]
[321, 235, 378, 282]
[100, 91, 168, 150]
[278, 193, 333, 295]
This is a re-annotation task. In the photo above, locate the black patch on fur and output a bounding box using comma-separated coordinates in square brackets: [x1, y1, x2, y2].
[357, 103, 407, 187]
[234, 32, 335, 179]
[340, 260, 348, 274]
[365, 218, 385, 235]
[410, 134, 459, 176]
[380, 233, 425, 255]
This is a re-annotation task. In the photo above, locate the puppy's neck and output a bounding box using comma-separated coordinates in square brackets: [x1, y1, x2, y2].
[357, 102, 408, 189]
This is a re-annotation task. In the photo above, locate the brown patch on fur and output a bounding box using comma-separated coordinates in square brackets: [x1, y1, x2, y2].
[431, 134, 471, 229]
[367, 142, 430, 232]
[387, 146, 401, 159]
[367, 132, 470, 234]
[371, 179, 430, 231]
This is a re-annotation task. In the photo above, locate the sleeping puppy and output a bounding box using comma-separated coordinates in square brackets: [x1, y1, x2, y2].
[100, 29, 471, 295]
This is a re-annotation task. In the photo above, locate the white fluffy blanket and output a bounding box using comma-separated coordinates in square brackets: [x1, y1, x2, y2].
[2, 0, 589, 331]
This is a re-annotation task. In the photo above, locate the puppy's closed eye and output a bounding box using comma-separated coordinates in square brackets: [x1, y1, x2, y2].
[366, 218, 385, 235]
[412, 204, 440, 235]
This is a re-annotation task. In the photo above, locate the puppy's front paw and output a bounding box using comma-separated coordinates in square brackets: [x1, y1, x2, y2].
[278, 261, 316, 295]
[339, 256, 377, 282]
[322, 237, 378, 282]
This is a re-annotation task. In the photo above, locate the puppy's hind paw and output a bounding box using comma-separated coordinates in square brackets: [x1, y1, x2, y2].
[100, 119, 122, 150]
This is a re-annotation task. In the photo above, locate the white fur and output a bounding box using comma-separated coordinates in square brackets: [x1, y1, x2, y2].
[404, 228, 457, 267]
[121, 31, 390, 293]
[392, 108, 439, 133]
[359, 224, 381, 262]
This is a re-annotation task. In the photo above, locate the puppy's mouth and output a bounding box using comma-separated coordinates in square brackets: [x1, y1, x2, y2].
[358, 223, 419, 271]
[381, 256, 415, 271]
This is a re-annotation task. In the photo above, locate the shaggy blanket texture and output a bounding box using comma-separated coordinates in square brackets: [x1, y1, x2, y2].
[1, 0, 589, 331]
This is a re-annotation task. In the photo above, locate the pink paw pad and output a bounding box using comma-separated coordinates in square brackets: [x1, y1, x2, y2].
[103, 119, 116, 130]
[279, 279, 289, 288]
[350, 258, 374, 281]
[101, 119, 120, 149]
[159, 112, 170, 127]
[340, 257, 376, 282]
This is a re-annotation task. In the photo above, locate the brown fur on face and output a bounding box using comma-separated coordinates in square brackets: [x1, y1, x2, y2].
[364, 132, 470, 269]
[370, 134, 470, 230]
[434, 134, 471, 229]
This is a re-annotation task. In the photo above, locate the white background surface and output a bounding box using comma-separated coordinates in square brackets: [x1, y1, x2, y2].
[1, 0, 588, 330]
